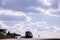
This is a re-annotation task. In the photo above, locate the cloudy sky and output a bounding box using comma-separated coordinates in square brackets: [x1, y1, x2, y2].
[0, 0, 60, 38]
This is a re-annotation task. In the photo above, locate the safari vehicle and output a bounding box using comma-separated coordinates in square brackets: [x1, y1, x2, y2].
[25, 31, 33, 38]
[20, 31, 33, 38]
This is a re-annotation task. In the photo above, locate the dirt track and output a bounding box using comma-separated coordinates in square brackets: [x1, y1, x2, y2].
[0, 38, 44, 40]
[0, 38, 60, 40]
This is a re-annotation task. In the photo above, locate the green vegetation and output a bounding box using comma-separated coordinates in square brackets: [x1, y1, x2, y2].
[0, 34, 12, 39]
[0, 29, 20, 39]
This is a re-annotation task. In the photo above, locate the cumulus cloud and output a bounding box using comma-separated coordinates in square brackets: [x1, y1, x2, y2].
[33, 21, 60, 38]
[35, 21, 56, 32]
[29, 6, 60, 17]
[9, 23, 26, 35]
[0, 9, 32, 22]
[0, 0, 60, 14]
[29, 0, 60, 17]
[0, 21, 9, 29]
[0, 21, 26, 35]
[0, 9, 25, 16]
[38, 0, 52, 6]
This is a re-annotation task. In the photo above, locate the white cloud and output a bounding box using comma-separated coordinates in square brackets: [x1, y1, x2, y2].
[36, 21, 48, 30]
[54, 26, 60, 32]
[38, 0, 52, 6]
[0, 21, 9, 29]
[34, 21, 60, 38]
[30, 6, 60, 17]
[35, 21, 55, 31]
[0, 9, 32, 22]
[0, 9, 24, 16]
[25, 15, 32, 22]
[36, 21, 48, 26]
[30, 21, 60, 38]
[28, 1, 60, 17]
[11, 23, 26, 35]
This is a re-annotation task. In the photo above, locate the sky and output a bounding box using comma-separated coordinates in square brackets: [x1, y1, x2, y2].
[0, 0, 60, 38]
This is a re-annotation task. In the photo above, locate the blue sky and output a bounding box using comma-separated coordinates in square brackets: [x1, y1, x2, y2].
[0, 0, 60, 38]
